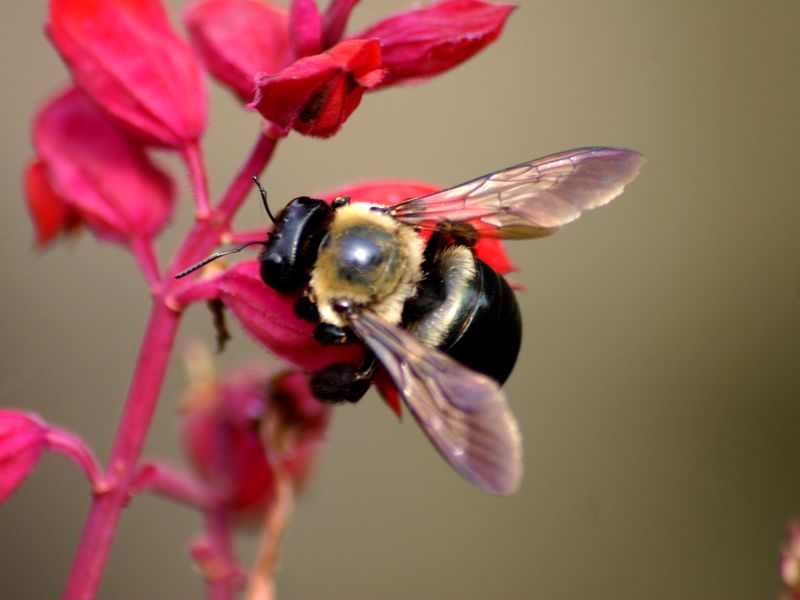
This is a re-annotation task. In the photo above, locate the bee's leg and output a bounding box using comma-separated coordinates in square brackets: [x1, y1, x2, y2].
[313, 322, 356, 345]
[311, 353, 377, 403]
[293, 295, 319, 322]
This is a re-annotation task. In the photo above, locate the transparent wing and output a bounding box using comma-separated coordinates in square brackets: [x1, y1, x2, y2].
[388, 147, 645, 239]
[347, 311, 522, 495]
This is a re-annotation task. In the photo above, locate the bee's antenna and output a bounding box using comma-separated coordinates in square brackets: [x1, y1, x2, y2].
[174, 241, 268, 279]
[252, 176, 276, 224]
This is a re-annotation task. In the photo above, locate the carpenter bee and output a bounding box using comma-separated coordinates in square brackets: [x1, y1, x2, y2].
[177, 147, 645, 495]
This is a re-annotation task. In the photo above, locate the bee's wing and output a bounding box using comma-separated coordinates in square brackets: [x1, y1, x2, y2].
[389, 147, 645, 239]
[347, 311, 522, 495]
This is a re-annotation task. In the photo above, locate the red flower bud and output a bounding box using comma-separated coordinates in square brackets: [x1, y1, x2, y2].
[215, 261, 364, 371]
[183, 364, 277, 514]
[181, 356, 330, 515]
[47, 0, 207, 148]
[23, 159, 81, 247]
[0, 411, 46, 504]
[250, 38, 384, 138]
[358, 0, 515, 87]
[288, 0, 323, 59]
[31, 88, 175, 245]
[183, 0, 291, 103]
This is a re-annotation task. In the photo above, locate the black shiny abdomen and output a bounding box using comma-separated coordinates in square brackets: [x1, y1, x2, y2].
[444, 260, 522, 385]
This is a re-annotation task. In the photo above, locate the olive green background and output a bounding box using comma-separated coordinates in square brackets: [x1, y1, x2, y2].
[2, 1, 799, 598]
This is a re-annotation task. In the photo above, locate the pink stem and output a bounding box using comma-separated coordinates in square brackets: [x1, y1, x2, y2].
[130, 461, 215, 510]
[63, 301, 180, 600]
[184, 141, 212, 220]
[44, 427, 105, 492]
[131, 237, 162, 292]
[62, 129, 280, 600]
[204, 508, 240, 600]
[170, 129, 279, 280]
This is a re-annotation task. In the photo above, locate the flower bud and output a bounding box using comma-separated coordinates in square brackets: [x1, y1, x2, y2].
[181, 350, 331, 515]
[288, 0, 323, 59]
[23, 159, 81, 247]
[48, 0, 207, 148]
[183, 0, 291, 103]
[358, 0, 516, 87]
[30, 87, 175, 246]
[0, 411, 46, 504]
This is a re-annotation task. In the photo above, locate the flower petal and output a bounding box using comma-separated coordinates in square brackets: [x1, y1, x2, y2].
[32, 87, 175, 245]
[0, 411, 46, 504]
[48, 0, 207, 148]
[23, 159, 81, 247]
[316, 179, 515, 274]
[250, 38, 384, 138]
[217, 260, 364, 371]
[321, 0, 360, 48]
[183, 0, 291, 103]
[288, 0, 323, 59]
[358, 0, 515, 86]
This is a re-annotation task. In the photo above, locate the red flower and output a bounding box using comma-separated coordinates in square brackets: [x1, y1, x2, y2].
[213, 261, 365, 371]
[23, 159, 81, 247]
[358, 0, 515, 87]
[0, 411, 47, 504]
[249, 39, 383, 138]
[183, 0, 515, 137]
[181, 357, 330, 515]
[28, 87, 175, 246]
[47, 0, 207, 149]
[184, 0, 291, 103]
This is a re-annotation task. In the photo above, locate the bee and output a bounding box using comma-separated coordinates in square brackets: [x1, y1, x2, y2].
[177, 147, 644, 495]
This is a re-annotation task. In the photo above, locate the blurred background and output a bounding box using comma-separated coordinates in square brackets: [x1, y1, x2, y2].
[2, 1, 799, 598]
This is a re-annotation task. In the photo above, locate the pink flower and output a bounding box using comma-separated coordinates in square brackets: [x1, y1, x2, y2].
[47, 0, 207, 149]
[184, 0, 515, 137]
[0, 411, 47, 504]
[23, 159, 81, 247]
[250, 39, 383, 138]
[183, 0, 291, 103]
[214, 261, 365, 371]
[27, 87, 175, 246]
[181, 359, 330, 515]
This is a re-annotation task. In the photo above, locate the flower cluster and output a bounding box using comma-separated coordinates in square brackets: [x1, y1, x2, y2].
[10, 0, 517, 597]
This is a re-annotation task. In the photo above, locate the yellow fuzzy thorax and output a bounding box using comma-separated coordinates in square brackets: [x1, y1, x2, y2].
[309, 203, 425, 328]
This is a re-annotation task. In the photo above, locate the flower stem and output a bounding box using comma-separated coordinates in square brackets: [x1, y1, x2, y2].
[205, 508, 240, 600]
[44, 427, 105, 492]
[169, 128, 279, 280]
[63, 301, 180, 600]
[245, 476, 294, 600]
[62, 128, 280, 599]
[184, 141, 212, 219]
